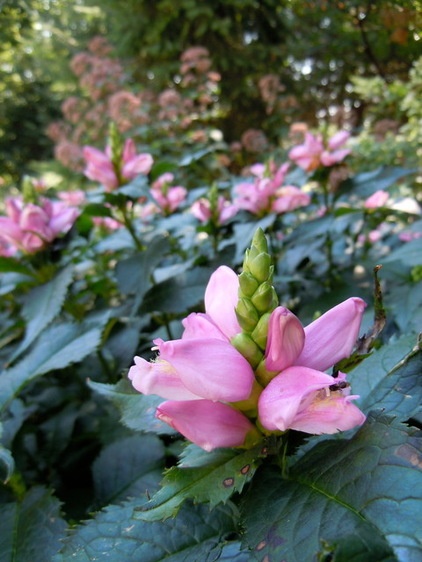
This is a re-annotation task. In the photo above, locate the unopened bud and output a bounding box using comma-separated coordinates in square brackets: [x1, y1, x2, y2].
[248, 252, 272, 283]
[251, 312, 271, 351]
[239, 271, 259, 297]
[236, 298, 259, 332]
[231, 332, 263, 368]
[251, 282, 278, 313]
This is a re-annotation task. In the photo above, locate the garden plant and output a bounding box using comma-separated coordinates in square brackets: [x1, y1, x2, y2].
[0, 16, 421, 562]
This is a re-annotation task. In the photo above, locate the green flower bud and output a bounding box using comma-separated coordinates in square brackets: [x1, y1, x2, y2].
[238, 271, 260, 297]
[231, 332, 263, 368]
[251, 312, 271, 351]
[236, 297, 259, 332]
[254, 357, 279, 387]
[249, 252, 272, 283]
[251, 282, 278, 313]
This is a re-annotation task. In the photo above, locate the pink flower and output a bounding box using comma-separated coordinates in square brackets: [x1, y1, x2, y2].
[258, 298, 366, 434]
[364, 190, 389, 209]
[149, 173, 187, 214]
[0, 196, 79, 254]
[156, 400, 258, 452]
[191, 196, 238, 225]
[233, 162, 309, 216]
[258, 368, 366, 434]
[289, 131, 350, 172]
[83, 139, 153, 191]
[128, 266, 258, 450]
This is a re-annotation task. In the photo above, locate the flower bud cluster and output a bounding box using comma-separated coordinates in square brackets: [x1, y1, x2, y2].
[232, 228, 278, 371]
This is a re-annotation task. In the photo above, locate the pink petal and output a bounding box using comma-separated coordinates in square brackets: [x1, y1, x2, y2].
[128, 356, 201, 400]
[182, 313, 227, 341]
[265, 307, 305, 372]
[328, 130, 350, 150]
[204, 266, 241, 339]
[295, 297, 366, 371]
[158, 337, 255, 402]
[290, 394, 366, 434]
[122, 153, 154, 179]
[156, 399, 257, 451]
[258, 366, 334, 431]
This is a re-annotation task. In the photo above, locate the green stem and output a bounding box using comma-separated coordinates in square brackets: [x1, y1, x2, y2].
[119, 204, 144, 251]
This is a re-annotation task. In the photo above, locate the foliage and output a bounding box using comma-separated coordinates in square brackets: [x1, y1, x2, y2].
[0, 5, 421, 560]
[0, 109, 421, 560]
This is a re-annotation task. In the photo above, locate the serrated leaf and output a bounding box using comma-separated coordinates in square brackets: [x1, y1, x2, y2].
[92, 434, 165, 507]
[0, 315, 108, 413]
[88, 379, 175, 435]
[136, 445, 264, 522]
[349, 335, 422, 420]
[9, 265, 73, 363]
[54, 498, 238, 562]
[242, 415, 422, 562]
[0, 486, 66, 562]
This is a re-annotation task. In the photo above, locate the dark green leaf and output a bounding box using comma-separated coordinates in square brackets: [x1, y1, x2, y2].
[0, 487, 66, 562]
[140, 267, 212, 314]
[9, 265, 73, 363]
[349, 335, 421, 420]
[242, 415, 422, 562]
[136, 445, 264, 521]
[82, 203, 113, 217]
[0, 257, 35, 276]
[115, 235, 170, 299]
[54, 499, 239, 562]
[88, 379, 174, 435]
[338, 167, 416, 199]
[92, 434, 165, 507]
[0, 315, 108, 413]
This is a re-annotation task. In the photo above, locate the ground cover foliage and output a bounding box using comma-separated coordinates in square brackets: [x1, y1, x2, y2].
[0, 11, 421, 562]
[0, 129, 420, 560]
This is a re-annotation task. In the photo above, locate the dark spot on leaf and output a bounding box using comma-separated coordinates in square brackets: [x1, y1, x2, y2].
[240, 464, 251, 475]
[223, 477, 234, 487]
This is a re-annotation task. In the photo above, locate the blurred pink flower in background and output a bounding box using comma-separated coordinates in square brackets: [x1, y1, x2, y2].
[150, 172, 187, 215]
[0, 196, 80, 255]
[191, 195, 238, 225]
[364, 190, 389, 209]
[83, 138, 153, 191]
[289, 130, 350, 172]
[234, 161, 310, 216]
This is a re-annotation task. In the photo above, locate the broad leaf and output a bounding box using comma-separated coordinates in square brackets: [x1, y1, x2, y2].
[136, 445, 265, 522]
[92, 434, 165, 507]
[54, 498, 239, 562]
[0, 315, 108, 413]
[0, 487, 66, 562]
[140, 266, 212, 314]
[337, 166, 416, 198]
[88, 379, 175, 435]
[349, 334, 421, 420]
[242, 415, 422, 562]
[8, 265, 73, 363]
